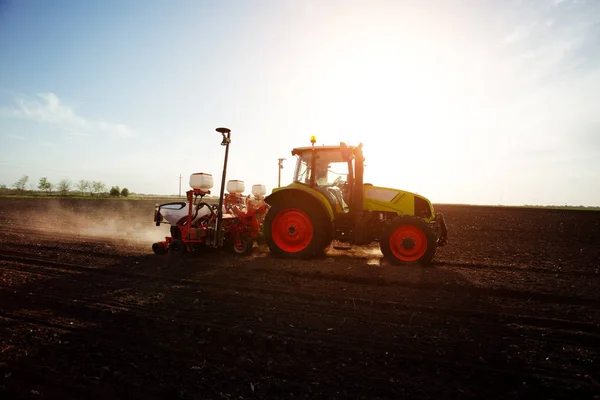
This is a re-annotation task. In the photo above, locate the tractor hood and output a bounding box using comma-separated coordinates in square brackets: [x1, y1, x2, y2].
[363, 185, 435, 220]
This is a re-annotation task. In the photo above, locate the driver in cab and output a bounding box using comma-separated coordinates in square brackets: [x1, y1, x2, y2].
[313, 162, 348, 213]
[314, 163, 330, 186]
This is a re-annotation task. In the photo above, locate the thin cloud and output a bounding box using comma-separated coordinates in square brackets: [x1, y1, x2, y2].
[0, 92, 135, 138]
[65, 127, 91, 137]
[479, 0, 600, 187]
[503, 25, 533, 44]
[7, 134, 24, 140]
[499, 0, 600, 86]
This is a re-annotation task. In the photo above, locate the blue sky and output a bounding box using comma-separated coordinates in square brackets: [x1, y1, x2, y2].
[1, 0, 599, 206]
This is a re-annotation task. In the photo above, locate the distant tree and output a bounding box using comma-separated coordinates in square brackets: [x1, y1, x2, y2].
[38, 177, 53, 194]
[13, 175, 29, 192]
[0, 183, 7, 194]
[109, 186, 120, 197]
[57, 179, 71, 195]
[120, 187, 129, 197]
[38, 177, 47, 191]
[75, 180, 89, 196]
[92, 181, 106, 196]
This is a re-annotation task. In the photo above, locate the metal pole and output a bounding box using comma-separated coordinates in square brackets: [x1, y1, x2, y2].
[278, 159, 281, 188]
[215, 127, 231, 247]
[278, 158, 285, 188]
[178, 174, 182, 198]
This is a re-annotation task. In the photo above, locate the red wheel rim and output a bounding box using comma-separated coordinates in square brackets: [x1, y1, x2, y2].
[271, 208, 314, 252]
[389, 225, 427, 262]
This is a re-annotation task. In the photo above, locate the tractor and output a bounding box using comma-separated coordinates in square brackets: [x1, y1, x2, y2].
[263, 136, 448, 265]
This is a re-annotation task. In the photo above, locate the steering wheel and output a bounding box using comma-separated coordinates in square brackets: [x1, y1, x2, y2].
[332, 176, 343, 186]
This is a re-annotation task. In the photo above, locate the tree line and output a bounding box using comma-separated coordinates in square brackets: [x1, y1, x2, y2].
[0, 174, 130, 197]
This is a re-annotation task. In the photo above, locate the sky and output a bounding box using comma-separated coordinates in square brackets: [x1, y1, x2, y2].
[1, 0, 599, 206]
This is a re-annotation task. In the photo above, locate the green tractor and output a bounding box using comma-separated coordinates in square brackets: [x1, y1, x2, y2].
[263, 137, 448, 265]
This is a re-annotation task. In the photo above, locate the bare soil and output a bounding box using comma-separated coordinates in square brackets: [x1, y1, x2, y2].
[0, 197, 599, 399]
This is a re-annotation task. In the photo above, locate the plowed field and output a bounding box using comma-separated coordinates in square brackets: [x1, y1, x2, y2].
[1, 197, 599, 399]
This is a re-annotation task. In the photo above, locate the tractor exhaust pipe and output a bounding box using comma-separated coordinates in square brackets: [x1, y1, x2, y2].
[215, 127, 231, 248]
[352, 143, 371, 245]
[353, 142, 365, 212]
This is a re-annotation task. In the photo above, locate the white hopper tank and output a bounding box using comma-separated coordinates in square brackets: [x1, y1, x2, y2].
[160, 203, 213, 225]
[252, 184, 267, 197]
[189, 173, 213, 191]
[226, 180, 245, 194]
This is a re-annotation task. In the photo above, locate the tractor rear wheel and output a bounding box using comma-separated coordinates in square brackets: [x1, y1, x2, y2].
[264, 199, 328, 259]
[380, 215, 437, 266]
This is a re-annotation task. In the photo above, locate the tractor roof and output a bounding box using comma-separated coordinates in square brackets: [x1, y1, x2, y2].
[291, 145, 342, 156]
[291, 143, 359, 156]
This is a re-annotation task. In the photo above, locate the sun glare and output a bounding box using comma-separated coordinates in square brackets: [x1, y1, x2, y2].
[291, 23, 490, 198]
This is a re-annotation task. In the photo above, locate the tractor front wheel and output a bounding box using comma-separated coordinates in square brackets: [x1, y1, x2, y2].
[264, 200, 327, 259]
[380, 215, 437, 266]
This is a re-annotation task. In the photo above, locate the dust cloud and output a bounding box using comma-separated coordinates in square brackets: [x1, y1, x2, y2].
[17, 198, 170, 247]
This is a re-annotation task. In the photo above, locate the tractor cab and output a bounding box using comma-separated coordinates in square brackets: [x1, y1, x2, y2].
[291, 145, 352, 214]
